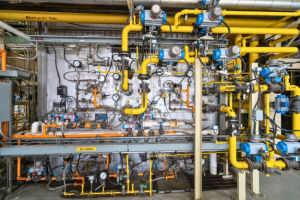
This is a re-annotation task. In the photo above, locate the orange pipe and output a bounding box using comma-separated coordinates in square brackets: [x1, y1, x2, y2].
[178, 83, 194, 113]
[132, 132, 159, 136]
[91, 89, 101, 108]
[12, 133, 125, 138]
[166, 130, 176, 134]
[106, 154, 109, 170]
[74, 176, 85, 186]
[1, 49, 7, 146]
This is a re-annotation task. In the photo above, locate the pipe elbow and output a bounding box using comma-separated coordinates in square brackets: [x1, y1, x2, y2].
[123, 93, 148, 115]
[220, 106, 237, 118]
[122, 70, 129, 91]
[141, 57, 159, 75]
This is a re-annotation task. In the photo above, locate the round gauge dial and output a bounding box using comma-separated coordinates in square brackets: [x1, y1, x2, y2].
[98, 75, 106, 83]
[112, 94, 120, 101]
[155, 68, 164, 76]
[113, 54, 121, 61]
[113, 73, 120, 80]
[100, 172, 107, 180]
[73, 60, 82, 68]
[186, 70, 194, 77]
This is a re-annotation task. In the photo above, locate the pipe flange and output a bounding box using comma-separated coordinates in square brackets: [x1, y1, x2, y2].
[225, 116, 238, 122]
[261, 82, 272, 94]
[232, 82, 242, 94]
[243, 157, 253, 172]
[121, 83, 133, 96]
[272, 82, 286, 94]
[261, 159, 268, 172]
[277, 157, 290, 171]
[217, 104, 227, 115]
[120, 105, 133, 117]
[242, 82, 254, 94]
[216, 83, 227, 94]
[290, 95, 300, 114]
[138, 73, 151, 80]
[119, 51, 130, 57]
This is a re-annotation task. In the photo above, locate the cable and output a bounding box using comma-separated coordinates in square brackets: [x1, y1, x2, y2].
[220, 19, 230, 39]
[125, 10, 135, 26]
[63, 44, 73, 67]
[264, 112, 300, 133]
[253, 72, 261, 111]
[164, 98, 172, 119]
[228, 55, 246, 77]
[51, 44, 61, 85]
[159, 18, 172, 39]
[47, 180, 73, 191]
[120, 152, 123, 173]
[76, 153, 84, 177]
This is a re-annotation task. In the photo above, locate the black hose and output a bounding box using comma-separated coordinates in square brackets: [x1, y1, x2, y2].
[50, 44, 61, 85]
[228, 55, 246, 77]
[76, 153, 84, 177]
[220, 19, 230, 39]
[63, 44, 73, 67]
[159, 18, 172, 39]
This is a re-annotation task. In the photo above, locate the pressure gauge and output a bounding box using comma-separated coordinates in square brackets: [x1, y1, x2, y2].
[112, 94, 120, 101]
[98, 75, 106, 83]
[100, 172, 107, 180]
[113, 73, 120, 80]
[186, 70, 194, 77]
[113, 54, 121, 61]
[73, 60, 82, 68]
[155, 68, 164, 76]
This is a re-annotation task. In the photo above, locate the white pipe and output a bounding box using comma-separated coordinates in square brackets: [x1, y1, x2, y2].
[209, 153, 217, 175]
[0, 21, 29, 41]
[143, 119, 186, 127]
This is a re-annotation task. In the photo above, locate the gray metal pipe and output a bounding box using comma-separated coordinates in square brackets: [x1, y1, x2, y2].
[0, 21, 29, 41]
[133, 0, 300, 11]
[6, 65, 32, 79]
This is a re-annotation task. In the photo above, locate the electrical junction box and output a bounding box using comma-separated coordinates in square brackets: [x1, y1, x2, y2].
[252, 109, 263, 121]
[57, 85, 68, 97]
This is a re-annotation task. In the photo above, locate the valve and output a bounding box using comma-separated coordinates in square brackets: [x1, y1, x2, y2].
[277, 134, 300, 161]
[159, 46, 185, 62]
[241, 135, 268, 162]
[260, 60, 289, 83]
[141, 4, 167, 27]
[196, 6, 223, 28]
[212, 45, 240, 62]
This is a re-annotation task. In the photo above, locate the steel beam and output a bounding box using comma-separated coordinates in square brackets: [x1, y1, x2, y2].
[0, 141, 241, 156]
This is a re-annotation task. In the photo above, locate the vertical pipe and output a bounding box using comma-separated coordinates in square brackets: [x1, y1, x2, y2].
[194, 56, 202, 199]
[7, 157, 12, 193]
[229, 93, 233, 108]
[1, 50, 8, 146]
[265, 94, 270, 134]
[126, 154, 129, 192]
[149, 156, 152, 196]
[209, 153, 217, 175]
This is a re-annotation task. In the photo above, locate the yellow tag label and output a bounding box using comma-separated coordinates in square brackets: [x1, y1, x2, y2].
[77, 147, 96, 151]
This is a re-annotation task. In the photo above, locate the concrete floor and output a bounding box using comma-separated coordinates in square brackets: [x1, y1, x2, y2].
[3, 169, 300, 200]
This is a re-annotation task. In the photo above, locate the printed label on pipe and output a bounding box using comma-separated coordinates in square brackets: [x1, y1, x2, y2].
[77, 147, 97, 151]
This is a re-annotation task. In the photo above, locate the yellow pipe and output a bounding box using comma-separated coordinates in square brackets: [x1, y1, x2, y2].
[122, 70, 129, 91]
[0, 10, 293, 28]
[211, 27, 299, 36]
[126, 154, 130, 192]
[123, 93, 148, 115]
[229, 137, 248, 169]
[122, 24, 143, 51]
[229, 93, 233, 109]
[174, 9, 203, 28]
[222, 10, 300, 17]
[141, 57, 159, 75]
[269, 35, 295, 47]
[266, 141, 275, 162]
[232, 102, 249, 110]
[266, 94, 270, 134]
[240, 47, 299, 54]
[284, 75, 300, 137]
[220, 106, 237, 118]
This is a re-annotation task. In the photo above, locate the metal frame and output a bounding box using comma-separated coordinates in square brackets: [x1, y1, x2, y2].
[0, 141, 241, 156]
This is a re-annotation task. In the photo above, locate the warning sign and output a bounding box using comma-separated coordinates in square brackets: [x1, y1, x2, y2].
[76, 147, 96, 151]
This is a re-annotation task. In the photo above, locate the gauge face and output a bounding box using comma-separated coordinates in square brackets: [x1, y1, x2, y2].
[156, 68, 163, 76]
[186, 70, 194, 77]
[112, 94, 120, 101]
[99, 75, 106, 82]
[73, 60, 82, 68]
[113, 54, 121, 61]
[113, 73, 120, 80]
[100, 172, 107, 180]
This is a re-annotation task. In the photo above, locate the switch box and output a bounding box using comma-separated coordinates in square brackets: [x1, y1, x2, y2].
[57, 85, 67, 97]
